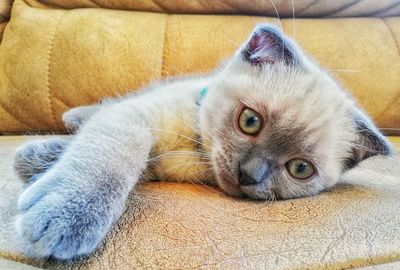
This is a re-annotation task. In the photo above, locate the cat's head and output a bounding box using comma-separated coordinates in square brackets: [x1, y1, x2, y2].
[199, 24, 392, 200]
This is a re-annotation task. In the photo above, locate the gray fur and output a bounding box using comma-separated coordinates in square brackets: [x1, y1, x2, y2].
[13, 24, 391, 260]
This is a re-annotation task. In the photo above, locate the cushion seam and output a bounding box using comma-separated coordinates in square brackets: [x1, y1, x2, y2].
[160, 14, 169, 78]
[46, 12, 64, 129]
[325, 0, 362, 17]
[374, 3, 400, 17]
[296, 0, 320, 17]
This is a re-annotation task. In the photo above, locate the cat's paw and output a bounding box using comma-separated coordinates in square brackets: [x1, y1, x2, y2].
[17, 176, 114, 260]
[14, 139, 67, 184]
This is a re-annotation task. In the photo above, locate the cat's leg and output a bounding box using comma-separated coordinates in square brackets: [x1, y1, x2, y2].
[14, 138, 69, 185]
[62, 104, 100, 131]
[16, 105, 152, 260]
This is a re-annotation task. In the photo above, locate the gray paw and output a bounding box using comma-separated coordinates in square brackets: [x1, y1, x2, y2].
[17, 173, 117, 260]
[14, 138, 68, 183]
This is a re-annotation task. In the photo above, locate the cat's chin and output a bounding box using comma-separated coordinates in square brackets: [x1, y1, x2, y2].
[216, 172, 246, 198]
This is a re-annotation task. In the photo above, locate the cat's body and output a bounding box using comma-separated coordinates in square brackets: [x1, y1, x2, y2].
[13, 25, 391, 260]
[64, 75, 215, 185]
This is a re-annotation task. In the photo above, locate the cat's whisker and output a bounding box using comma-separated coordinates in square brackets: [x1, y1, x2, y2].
[176, 114, 215, 145]
[159, 161, 213, 175]
[225, 37, 255, 59]
[127, 126, 214, 151]
[165, 151, 211, 157]
[149, 155, 210, 163]
[261, 190, 277, 206]
[363, 90, 371, 107]
[291, 0, 296, 42]
[155, 167, 219, 194]
[269, 0, 283, 31]
[201, 130, 219, 147]
[189, 181, 225, 196]
[225, 37, 241, 48]
[330, 69, 361, 73]
[165, 161, 213, 166]
[196, 129, 218, 148]
[152, 125, 211, 150]
[237, 193, 276, 212]
[155, 149, 211, 156]
[183, 168, 215, 177]
[380, 128, 400, 131]
[267, 0, 286, 60]
[149, 152, 211, 162]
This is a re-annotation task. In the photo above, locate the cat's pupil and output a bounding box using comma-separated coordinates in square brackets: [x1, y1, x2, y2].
[296, 162, 307, 173]
[246, 116, 258, 127]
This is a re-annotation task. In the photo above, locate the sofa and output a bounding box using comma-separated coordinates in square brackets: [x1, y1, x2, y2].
[0, 0, 399, 269]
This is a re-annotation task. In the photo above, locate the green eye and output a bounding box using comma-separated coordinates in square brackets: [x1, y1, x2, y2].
[285, 158, 315, 180]
[238, 108, 262, 135]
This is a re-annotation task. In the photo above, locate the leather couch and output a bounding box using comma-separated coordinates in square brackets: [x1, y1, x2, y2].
[0, 0, 399, 269]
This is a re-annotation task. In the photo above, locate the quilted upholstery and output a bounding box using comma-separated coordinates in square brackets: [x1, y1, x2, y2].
[0, 136, 399, 269]
[0, 0, 399, 133]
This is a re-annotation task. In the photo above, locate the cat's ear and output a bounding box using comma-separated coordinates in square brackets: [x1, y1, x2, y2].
[239, 24, 299, 66]
[344, 109, 392, 169]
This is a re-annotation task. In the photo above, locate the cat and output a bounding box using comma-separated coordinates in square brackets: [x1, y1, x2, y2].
[13, 24, 391, 260]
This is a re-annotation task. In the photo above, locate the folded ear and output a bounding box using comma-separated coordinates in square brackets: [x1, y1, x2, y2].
[240, 24, 299, 66]
[344, 109, 392, 169]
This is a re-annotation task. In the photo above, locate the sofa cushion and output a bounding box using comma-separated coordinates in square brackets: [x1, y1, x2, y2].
[0, 136, 399, 269]
[0, 0, 399, 133]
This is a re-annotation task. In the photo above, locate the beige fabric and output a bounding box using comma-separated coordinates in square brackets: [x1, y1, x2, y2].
[0, 136, 399, 269]
[0, 258, 42, 270]
[0, 0, 399, 133]
[361, 261, 400, 270]
[26, 0, 400, 17]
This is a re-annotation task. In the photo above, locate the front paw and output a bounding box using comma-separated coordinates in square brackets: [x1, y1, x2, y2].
[17, 177, 115, 260]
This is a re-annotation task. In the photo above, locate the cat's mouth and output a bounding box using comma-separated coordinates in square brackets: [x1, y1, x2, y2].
[214, 155, 271, 199]
[217, 171, 246, 198]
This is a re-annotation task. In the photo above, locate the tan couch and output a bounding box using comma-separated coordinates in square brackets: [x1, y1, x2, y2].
[0, 1, 399, 269]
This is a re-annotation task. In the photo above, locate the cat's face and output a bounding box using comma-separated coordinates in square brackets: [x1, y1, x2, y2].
[199, 25, 391, 200]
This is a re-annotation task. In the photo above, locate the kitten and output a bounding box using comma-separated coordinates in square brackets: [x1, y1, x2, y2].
[13, 24, 391, 260]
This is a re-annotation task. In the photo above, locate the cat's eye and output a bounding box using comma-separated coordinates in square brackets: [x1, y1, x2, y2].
[285, 158, 315, 180]
[238, 108, 262, 135]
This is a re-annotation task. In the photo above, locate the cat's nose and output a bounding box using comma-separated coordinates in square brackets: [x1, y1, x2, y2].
[238, 157, 270, 186]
